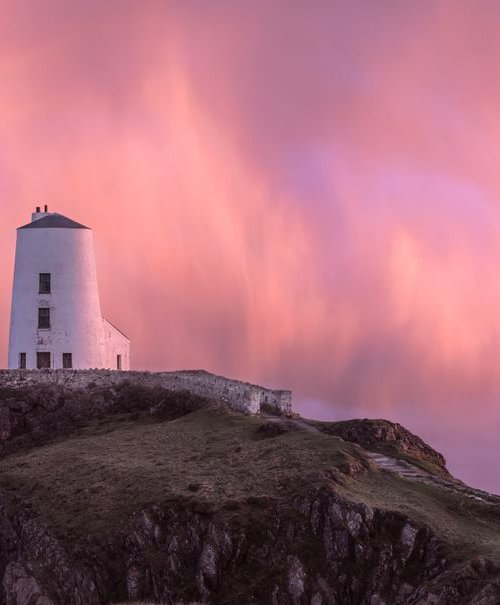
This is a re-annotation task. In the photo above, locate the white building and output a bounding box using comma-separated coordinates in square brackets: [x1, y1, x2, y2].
[8, 206, 130, 370]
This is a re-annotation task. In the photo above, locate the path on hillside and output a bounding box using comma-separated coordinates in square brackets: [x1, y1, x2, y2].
[260, 412, 499, 506]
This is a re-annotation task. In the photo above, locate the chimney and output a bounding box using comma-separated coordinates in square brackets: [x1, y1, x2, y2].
[31, 205, 48, 222]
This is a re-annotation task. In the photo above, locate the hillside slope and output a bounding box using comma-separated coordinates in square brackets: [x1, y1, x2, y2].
[0, 382, 498, 604]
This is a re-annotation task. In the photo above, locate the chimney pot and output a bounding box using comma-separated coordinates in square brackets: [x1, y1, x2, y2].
[36, 206, 40, 213]
[44, 204, 48, 212]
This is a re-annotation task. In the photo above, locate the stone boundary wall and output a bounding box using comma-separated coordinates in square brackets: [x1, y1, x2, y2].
[0, 369, 292, 415]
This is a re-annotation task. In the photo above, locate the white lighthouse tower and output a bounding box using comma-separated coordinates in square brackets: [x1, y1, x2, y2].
[8, 206, 130, 370]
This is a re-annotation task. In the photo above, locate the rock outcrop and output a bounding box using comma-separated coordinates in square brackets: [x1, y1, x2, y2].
[0, 489, 498, 604]
[317, 418, 448, 473]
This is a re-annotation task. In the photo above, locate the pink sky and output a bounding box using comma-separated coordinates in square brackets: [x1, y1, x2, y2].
[1, 1, 500, 492]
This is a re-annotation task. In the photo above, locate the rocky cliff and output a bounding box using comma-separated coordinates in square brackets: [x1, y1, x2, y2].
[0, 378, 498, 604]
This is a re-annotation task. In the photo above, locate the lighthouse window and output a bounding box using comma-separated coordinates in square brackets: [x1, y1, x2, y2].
[38, 307, 50, 329]
[39, 273, 51, 294]
[19, 353, 26, 369]
[62, 353, 73, 369]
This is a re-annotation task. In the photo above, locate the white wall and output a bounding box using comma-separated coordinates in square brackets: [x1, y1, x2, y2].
[8, 226, 106, 369]
[102, 318, 130, 370]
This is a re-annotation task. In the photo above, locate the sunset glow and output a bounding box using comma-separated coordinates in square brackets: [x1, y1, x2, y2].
[1, 1, 500, 490]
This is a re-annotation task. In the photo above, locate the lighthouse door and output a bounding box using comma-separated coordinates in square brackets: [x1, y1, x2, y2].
[36, 352, 51, 369]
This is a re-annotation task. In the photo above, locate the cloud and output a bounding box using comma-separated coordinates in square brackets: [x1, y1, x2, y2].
[2, 0, 500, 489]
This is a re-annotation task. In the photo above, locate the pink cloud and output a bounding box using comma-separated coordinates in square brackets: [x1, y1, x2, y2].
[1, 1, 500, 490]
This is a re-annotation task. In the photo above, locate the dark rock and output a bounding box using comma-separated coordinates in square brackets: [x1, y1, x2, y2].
[319, 418, 448, 472]
[0, 487, 495, 604]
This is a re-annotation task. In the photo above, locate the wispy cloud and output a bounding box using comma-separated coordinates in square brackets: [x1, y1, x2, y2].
[1, 0, 500, 489]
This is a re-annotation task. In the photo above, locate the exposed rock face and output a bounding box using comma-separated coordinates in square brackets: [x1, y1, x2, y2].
[0, 489, 498, 605]
[0, 495, 101, 605]
[318, 419, 447, 472]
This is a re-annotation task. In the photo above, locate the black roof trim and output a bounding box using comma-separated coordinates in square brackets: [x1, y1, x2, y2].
[18, 213, 90, 230]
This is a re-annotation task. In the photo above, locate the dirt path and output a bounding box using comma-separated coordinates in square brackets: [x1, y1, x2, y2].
[364, 451, 499, 505]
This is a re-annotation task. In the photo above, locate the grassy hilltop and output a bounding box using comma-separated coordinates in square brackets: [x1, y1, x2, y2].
[0, 382, 498, 604]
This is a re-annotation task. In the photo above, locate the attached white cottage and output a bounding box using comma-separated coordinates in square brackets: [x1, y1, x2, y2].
[8, 206, 130, 370]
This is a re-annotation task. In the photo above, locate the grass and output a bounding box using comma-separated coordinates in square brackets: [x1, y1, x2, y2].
[0, 402, 498, 570]
[344, 469, 500, 566]
[0, 406, 359, 537]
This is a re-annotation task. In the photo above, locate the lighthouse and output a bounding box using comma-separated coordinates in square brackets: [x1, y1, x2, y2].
[8, 206, 130, 370]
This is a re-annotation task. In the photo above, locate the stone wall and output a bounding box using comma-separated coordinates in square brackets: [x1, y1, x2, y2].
[0, 369, 293, 415]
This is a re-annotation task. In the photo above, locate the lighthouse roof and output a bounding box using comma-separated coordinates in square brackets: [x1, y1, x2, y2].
[18, 213, 90, 230]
